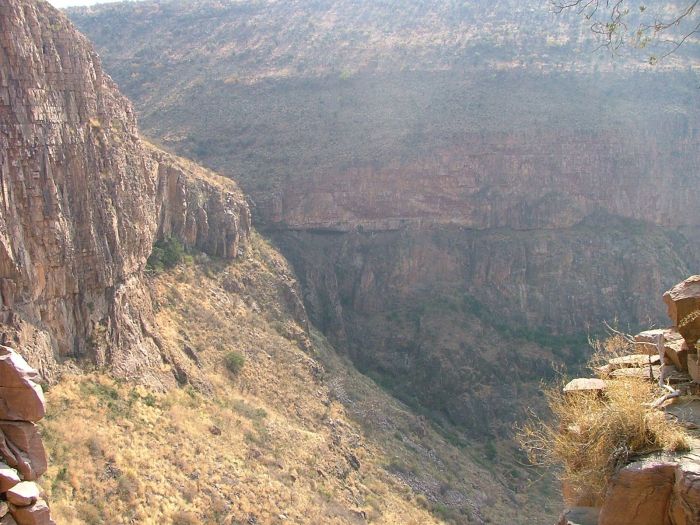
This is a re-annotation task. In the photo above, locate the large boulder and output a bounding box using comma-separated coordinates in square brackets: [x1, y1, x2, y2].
[8, 499, 54, 525]
[0, 348, 45, 423]
[0, 423, 46, 481]
[669, 461, 700, 525]
[6, 483, 41, 508]
[0, 463, 20, 492]
[598, 459, 676, 525]
[563, 378, 606, 395]
[664, 276, 700, 350]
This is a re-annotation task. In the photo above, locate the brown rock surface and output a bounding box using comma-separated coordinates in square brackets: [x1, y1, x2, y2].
[664, 276, 700, 350]
[635, 329, 684, 347]
[0, 422, 46, 481]
[609, 354, 660, 368]
[8, 499, 53, 525]
[610, 365, 660, 380]
[0, 0, 250, 385]
[0, 348, 44, 423]
[0, 463, 20, 493]
[669, 461, 700, 525]
[150, 145, 251, 259]
[0, 514, 16, 525]
[635, 330, 687, 370]
[6, 483, 40, 508]
[598, 459, 676, 525]
[688, 353, 700, 383]
[563, 378, 606, 394]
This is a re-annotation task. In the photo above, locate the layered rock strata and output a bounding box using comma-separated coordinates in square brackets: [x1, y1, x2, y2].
[0, 346, 53, 525]
[0, 0, 250, 386]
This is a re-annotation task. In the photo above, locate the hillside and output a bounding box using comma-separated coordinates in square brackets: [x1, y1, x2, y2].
[0, 1, 557, 524]
[42, 237, 544, 524]
[66, 0, 700, 441]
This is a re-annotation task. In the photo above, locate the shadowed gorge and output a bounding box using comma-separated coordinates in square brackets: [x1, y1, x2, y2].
[66, 0, 700, 440]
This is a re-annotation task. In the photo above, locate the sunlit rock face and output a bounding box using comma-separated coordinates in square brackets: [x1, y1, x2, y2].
[0, 0, 250, 385]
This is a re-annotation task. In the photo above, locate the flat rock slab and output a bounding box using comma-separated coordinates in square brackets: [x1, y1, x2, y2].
[7, 482, 41, 507]
[0, 462, 20, 492]
[563, 378, 606, 394]
[635, 329, 683, 344]
[609, 354, 660, 368]
[610, 365, 660, 380]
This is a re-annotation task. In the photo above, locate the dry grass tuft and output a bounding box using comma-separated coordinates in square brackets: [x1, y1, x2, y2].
[519, 336, 690, 500]
[586, 333, 633, 372]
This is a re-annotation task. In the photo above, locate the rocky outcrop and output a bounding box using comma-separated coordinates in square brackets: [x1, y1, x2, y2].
[596, 456, 700, 525]
[150, 145, 251, 259]
[558, 277, 700, 524]
[0, 346, 53, 525]
[664, 276, 700, 345]
[0, 0, 250, 385]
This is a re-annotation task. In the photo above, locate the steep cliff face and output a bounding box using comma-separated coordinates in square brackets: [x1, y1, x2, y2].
[273, 222, 697, 433]
[265, 125, 699, 232]
[0, 0, 250, 385]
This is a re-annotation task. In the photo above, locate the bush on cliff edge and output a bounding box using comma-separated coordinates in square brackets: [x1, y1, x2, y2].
[518, 335, 690, 500]
[147, 237, 189, 272]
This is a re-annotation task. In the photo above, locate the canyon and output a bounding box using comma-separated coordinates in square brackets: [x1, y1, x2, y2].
[67, 0, 700, 437]
[1, 0, 557, 523]
[0, 0, 698, 523]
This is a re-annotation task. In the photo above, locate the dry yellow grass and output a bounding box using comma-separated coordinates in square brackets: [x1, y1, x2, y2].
[519, 335, 690, 501]
[39, 234, 443, 525]
[37, 232, 561, 524]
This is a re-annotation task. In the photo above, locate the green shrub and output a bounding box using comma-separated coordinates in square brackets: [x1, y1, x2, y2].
[146, 237, 188, 272]
[224, 351, 246, 375]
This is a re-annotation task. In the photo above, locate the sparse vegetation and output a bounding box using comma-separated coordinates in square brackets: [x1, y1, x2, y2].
[519, 335, 690, 500]
[39, 253, 454, 524]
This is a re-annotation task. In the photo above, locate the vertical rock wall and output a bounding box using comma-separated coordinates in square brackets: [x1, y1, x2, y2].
[0, 0, 251, 386]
